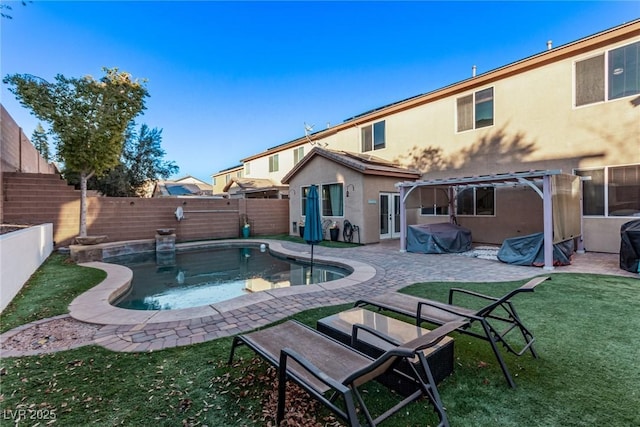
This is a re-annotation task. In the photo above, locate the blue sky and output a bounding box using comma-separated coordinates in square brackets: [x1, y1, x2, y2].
[1, 1, 638, 182]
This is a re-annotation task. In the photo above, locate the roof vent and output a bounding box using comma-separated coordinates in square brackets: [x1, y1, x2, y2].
[472, 65, 477, 77]
[547, 40, 553, 50]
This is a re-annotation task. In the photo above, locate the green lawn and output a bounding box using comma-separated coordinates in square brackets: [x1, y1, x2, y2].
[1, 254, 638, 426]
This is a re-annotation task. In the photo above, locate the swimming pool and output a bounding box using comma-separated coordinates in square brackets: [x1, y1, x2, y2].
[109, 246, 350, 310]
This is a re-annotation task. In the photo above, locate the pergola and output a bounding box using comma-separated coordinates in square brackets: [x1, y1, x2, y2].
[396, 169, 580, 270]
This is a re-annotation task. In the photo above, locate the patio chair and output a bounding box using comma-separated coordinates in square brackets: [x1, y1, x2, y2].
[228, 319, 466, 427]
[354, 276, 550, 388]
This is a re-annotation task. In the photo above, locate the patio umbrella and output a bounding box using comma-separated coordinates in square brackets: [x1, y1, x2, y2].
[303, 185, 323, 282]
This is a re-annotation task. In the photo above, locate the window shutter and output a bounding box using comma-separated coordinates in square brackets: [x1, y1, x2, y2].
[457, 95, 473, 132]
[575, 54, 604, 106]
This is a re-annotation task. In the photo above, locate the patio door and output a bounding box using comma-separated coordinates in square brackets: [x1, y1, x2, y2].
[379, 193, 401, 239]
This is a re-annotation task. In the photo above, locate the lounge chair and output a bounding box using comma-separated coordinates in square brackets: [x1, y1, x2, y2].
[354, 276, 550, 388]
[228, 318, 466, 427]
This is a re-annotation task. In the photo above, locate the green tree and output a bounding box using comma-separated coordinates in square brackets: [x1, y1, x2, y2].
[80, 123, 179, 197]
[123, 123, 178, 196]
[31, 123, 51, 161]
[4, 68, 148, 237]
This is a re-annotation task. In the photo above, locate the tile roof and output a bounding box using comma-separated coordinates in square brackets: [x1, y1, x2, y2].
[281, 147, 421, 184]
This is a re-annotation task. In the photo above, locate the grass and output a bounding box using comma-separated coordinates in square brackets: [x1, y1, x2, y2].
[0, 253, 106, 334]
[1, 254, 639, 426]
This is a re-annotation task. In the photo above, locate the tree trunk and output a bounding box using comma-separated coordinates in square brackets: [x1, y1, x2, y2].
[79, 172, 88, 237]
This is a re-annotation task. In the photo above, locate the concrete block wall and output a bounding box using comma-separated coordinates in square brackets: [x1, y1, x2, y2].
[2, 173, 290, 247]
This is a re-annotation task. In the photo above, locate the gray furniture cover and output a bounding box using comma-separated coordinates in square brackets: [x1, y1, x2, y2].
[407, 223, 472, 254]
[497, 232, 574, 266]
[620, 219, 640, 273]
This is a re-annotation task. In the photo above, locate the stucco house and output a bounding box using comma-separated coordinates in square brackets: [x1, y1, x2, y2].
[281, 148, 420, 244]
[215, 20, 640, 253]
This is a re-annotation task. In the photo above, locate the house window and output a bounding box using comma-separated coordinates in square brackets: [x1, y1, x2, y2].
[609, 42, 640, 100]
[294, 147, 304, 165]
[456, 187, 495, 216]
[575, 41, 640, 107]
[322, 183, 344, 216]
[419, 188, 450, 215]
[212, 177, 217, 186]
[244, 162, 250, 175]
[236, 170, 243, 178]
[576, 164, 640, 217]
[456, 88, 494, 132]
[361, 120, 385, 152]
[269, 154, 279, 172]
[301, 183, 344, 217]
[225, 173, 231, 184]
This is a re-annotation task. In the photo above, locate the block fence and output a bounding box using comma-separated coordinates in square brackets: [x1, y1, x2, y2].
[1, 105, 58, 224]
[2, 172, 289, 247]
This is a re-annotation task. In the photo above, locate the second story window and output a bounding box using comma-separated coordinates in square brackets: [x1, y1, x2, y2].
[575, 41, 640, 107]
[361, 120, 386, 152]
[457, 87, 494, 132]
[225, 173, 231, 184]
[294, 147, 304, 165]
[244, 162, 250, 176]
[269, 154, 279, 172]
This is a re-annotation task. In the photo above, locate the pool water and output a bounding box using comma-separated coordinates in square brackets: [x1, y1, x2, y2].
[110, 247, 349, 310]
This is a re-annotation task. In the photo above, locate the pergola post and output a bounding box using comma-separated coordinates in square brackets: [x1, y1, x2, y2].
[399, 184, 407, 252]
[543, 175, 554, 270]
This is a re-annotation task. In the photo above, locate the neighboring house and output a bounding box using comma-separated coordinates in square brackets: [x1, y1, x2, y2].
[223, 177, 289, 199]
[153, 175, 213, 197]
[241, 138, 313, 186]
[212, 164, 243, 195]
[218, 20, 640, 252]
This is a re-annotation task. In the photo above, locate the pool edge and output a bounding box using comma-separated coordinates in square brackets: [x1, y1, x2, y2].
[68, 239, 376, 325]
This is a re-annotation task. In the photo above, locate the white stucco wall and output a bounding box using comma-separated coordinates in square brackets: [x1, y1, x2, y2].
[0, 224, 54, 313]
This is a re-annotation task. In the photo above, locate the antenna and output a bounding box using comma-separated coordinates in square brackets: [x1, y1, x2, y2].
[304, 122, 328, 148]
[304, 122, 315, 135]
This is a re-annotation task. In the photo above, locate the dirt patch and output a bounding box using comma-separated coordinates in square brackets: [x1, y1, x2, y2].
[1, 317, 99, 353]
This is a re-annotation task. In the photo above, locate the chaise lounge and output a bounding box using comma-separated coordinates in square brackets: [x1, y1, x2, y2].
[228, 318, 466, 426]
[354, 276, 550, 388]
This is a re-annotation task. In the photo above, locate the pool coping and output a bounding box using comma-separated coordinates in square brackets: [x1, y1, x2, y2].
[68, 239, 377, 325]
